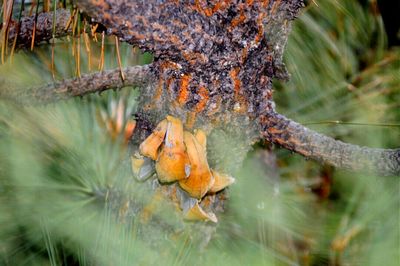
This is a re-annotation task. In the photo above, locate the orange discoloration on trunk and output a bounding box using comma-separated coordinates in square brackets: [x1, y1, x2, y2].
[177, 74, 191, 105]
[246, 0, 255, 6]
[254, 24, 264, 45]
[267, 127, 284, 135]
[230, 10, 246, 29]
[193, 0, 232, 17]
[195, 86, 209, 112]
[262, 0, 271, 8]
[192, 0, 212, 17]
[230, 67, 248, 113]
[241, 46, 249, 63]
[212, 0, 232, 14]
[182, 51, 207, 65]
[160, 60, 181, 70]
[254, 12, 266, 44]
[230, 67, 241, 98]
[169, 34, 182, 47]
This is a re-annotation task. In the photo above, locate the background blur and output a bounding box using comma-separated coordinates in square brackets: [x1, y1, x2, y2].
[0, 0, 399, 265]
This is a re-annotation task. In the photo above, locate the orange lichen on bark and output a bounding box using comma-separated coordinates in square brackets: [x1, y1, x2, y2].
[241, 46, 249, 63]
[253, 13, 265, 45]
[230, 67, 241, 98]
[267, 127, 284, 135]
[211, 0, 232, 14]
[262, 0, 271, 8]
[182, 51, 207, 65]
[229, 67, 248, 113]
[193, 0, 232, 17]
[195, 86, 209, 112]
[230, 10, 246, 29]
[177, 74, 191, 105]
[246, 0, 255, 6]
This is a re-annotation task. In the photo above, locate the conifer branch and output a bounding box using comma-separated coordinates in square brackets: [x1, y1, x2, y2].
[1, 64, 154, 104]
[3, 9, 72, 50]
[261, 113, 400, 176]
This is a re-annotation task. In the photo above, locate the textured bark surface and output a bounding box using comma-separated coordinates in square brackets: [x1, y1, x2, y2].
[4, 9, 72, 49]
[77, 0, 304, 133]
[1, 65, 153, 104]
[261, 113, 400, 176]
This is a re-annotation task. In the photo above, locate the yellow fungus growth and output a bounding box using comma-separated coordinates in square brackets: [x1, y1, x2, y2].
[139, 119, 168, 160]
[136, 115, 235, 222]
[209, 170, 235, 193]
[156, 116, 190, 182]
[184, 202, 217, 223]
[179, 131, 214, 199]
[194, 129, 207, 149]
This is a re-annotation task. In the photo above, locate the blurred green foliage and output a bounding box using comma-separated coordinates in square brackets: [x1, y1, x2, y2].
[0, 1, 399, 265]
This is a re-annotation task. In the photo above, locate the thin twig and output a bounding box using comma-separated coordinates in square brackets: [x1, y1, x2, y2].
[1, 64, 154, 104]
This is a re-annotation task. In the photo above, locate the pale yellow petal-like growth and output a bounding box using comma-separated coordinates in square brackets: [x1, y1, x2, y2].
[194, 129, 207, 149]
[183, 202, 218, 223]
[156, 116, 190, 182]
[139, 119, 168, 160]
[179, 131, 214, 199]
[209, 170, 235, 193]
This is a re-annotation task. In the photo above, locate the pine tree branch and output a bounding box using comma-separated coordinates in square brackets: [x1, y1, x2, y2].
[261, 113, 400, 176]
[1, 65, 154, 104]
[76, 0, 217, 60]
[4, 9, 72, 50]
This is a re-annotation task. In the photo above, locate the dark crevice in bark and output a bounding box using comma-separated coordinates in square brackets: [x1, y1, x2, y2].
[260, 112, 400, 176]
[0, 65, 154, 104]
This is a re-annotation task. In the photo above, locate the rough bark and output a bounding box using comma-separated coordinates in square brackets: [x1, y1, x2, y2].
[1, 65, 154, 104]
[76, 0, 304, 125]
[4, 9, 72, 49]
[260, 113, 400, 176]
